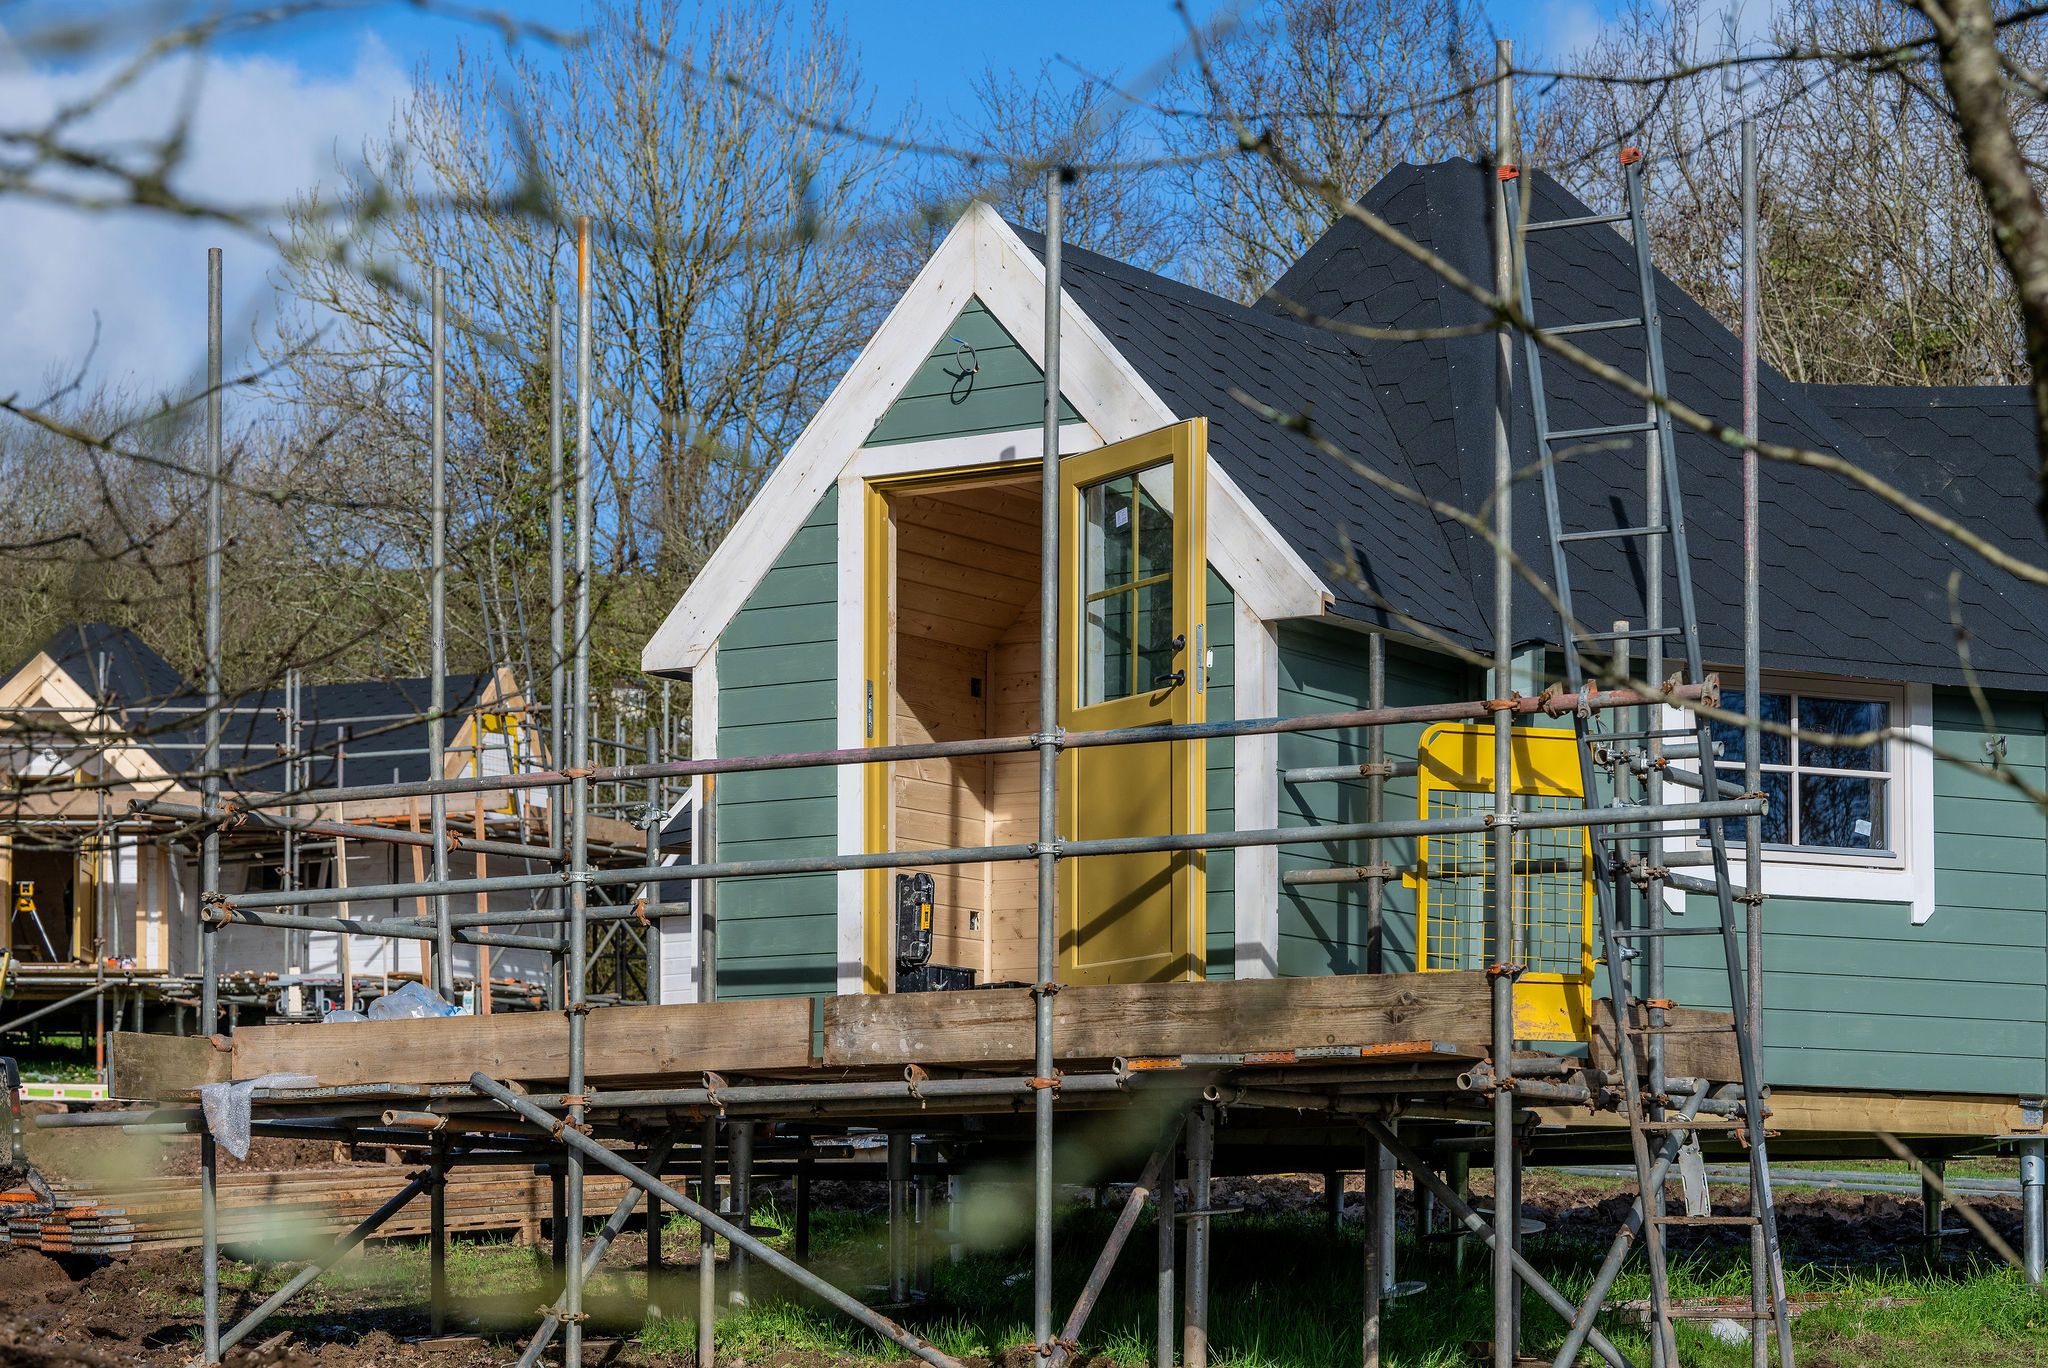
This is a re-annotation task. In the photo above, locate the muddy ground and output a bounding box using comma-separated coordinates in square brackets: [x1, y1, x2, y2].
[0, 1168, 2022, 1368]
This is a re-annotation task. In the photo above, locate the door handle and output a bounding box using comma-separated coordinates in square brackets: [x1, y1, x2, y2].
[1154, 634, 1189, 689]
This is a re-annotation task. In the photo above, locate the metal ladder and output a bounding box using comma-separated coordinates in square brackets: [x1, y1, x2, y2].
[1504, 152, 1794, 1368]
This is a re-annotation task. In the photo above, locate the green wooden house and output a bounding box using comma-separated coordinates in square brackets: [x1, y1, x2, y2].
[644, 160, 2048, 1104]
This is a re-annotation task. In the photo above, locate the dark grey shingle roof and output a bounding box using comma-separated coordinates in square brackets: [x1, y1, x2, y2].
[1024, 161, 2048, 690]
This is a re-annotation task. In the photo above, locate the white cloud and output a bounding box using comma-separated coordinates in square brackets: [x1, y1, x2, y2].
[0, 34, 411, 405]
[1520, 0, 1612, 65]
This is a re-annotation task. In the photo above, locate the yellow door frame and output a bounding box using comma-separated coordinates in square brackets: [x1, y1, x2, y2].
[860, 460, 1042, 993]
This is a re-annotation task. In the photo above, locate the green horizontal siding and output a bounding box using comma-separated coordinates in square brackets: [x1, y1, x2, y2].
[865, 298, 1081, 446]
[1667, 688, 2048, 1095]
[1275, 622, 1479, 978]
[713, 488, 840, 1000]
[1205, 570, 1234, 979]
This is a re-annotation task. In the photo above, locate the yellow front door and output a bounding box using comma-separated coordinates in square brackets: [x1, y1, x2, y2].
[1057, 421, 1208, 984]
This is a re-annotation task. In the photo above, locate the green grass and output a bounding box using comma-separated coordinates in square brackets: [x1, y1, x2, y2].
[7, 1031, 98, 1082]
[182, 1194, 2048, 1366]
[633, 1206, 2048, 1367]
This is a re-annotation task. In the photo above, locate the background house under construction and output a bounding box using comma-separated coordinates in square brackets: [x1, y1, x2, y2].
[0, 621, 678, 1026]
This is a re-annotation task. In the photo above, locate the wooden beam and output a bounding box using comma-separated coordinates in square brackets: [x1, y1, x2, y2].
[822, 971, 1490, 1067]
[1589, 998, 1741, 1083]
[108, 1031, 232, 1100]
[229, 997, 816, 1087]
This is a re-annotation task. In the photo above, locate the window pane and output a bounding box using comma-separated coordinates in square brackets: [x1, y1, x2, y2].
[1136, 579, 1177, 692]
[1717, 768, 1790, 844]
[1799, 696, 1887, 772]
[1799, 774, 1884, 850]
[1085, 590, 1133, 705]
[1710, 690, 1790, 767]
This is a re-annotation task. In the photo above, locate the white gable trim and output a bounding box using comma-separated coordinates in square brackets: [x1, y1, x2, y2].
[642, 206, 1328, 675]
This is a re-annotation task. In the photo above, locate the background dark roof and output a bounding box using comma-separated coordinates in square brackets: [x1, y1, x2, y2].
[15, 624, 494, 792]
[30, 623, 190, 712]
[1026, 160, 2048, 689]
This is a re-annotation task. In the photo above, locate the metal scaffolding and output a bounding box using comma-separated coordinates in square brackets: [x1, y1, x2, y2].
[63, 130, 1807, 1368]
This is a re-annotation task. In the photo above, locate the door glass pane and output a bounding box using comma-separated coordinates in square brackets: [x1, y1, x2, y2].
[1136, 579, 1177, 693]
[1135, 466, 1176, 580]
[1085, 476, 1135, 594]
[1085, 591, 1132, 708]
[1082, 463, 1174, 706]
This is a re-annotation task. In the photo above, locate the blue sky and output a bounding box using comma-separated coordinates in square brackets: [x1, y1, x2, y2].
[0, 0, 1618, 398]
[232, 0, 1611, 116]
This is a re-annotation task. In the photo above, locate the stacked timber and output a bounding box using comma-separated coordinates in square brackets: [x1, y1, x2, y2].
[1, 1168, 636, 1257]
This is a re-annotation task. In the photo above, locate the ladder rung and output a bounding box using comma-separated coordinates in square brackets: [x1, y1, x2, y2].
[1548, 317, 1644, 336]
[1598, 729, 1699, 742]
[1580, 626, 1682, 643]
[1558, 523, 1669, 543]
[1548, 420, 1658, 442]
[1525, 211, 1631, 232]
[1612, 926, 1722, 938]
[1649, 1213, 1761, 1226]
[1662, 1307, 1779, 1321]
[1636, 1024, 1737, 1034]
[1638, 1119, 1748, 1131]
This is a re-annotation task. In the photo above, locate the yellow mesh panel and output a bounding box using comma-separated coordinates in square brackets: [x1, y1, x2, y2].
[1414, 723, 1595, 1041]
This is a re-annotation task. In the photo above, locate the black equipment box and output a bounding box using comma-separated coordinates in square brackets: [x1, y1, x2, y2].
[895, 871, 935, 970]
[897, 962, 978, 993]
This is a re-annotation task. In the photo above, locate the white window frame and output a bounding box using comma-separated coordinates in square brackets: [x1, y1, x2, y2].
[1661, 674, 1934, 924]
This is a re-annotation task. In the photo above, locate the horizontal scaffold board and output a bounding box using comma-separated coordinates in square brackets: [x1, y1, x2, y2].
[823, 971, 1492, 1068]
[185, 973, 1493, 1091]
[221, 997, 817, 1089]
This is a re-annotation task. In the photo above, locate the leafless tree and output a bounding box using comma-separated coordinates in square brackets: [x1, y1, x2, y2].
[1552, 0, 2048, 388]
[1156, 0, 1525, 302]
[914, 62, 1187, 274]
[271, 0, 902, 691]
